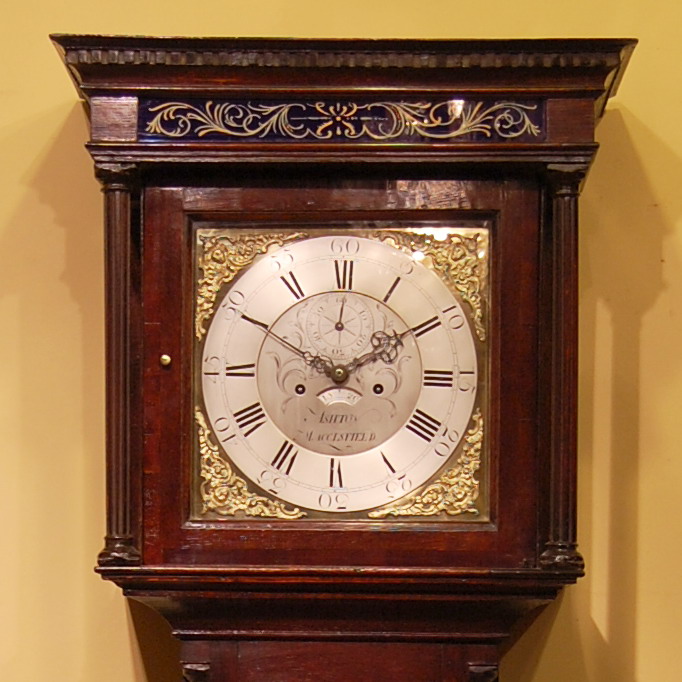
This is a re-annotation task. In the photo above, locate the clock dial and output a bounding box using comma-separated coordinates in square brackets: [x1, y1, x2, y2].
[200, 232, 480, 514]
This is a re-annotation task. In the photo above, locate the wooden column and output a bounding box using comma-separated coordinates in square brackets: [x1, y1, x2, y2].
[95, 162, 142, 566]
[540, 164, 585, 572]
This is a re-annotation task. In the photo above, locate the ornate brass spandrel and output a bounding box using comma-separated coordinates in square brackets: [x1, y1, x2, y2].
[143, 99, 541, 143]
[196, 231, 307, 339]
[368, 409, 483, 518]
[196, 409, 306, 519]
[373, 229, 488, 341]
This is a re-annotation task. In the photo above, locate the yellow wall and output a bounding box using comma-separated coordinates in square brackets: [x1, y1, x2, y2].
[1, 2, 680, 680]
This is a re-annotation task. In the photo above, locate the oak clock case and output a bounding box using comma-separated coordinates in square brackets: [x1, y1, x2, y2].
[52, 34, 636, 682]
[194, 225, 489, 521]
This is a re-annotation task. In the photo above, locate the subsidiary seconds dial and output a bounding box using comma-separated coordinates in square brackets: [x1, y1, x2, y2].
[201, 234, 478, 513]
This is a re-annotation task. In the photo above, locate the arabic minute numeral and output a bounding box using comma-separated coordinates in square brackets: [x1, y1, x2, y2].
[269, 248, 294, 272]
[434, 426, 462, 457]
[318, 492, 350, 510]
[257, 470, 287, 495]
[442, 304, 465, 330]
[219, 289, 245, 322]
[202, 355, 221, 380]
[330, 237, 360, 255]
[386, 474, 412, 498]
[459, 370, 476, 392]
[213, 416, 236, 443]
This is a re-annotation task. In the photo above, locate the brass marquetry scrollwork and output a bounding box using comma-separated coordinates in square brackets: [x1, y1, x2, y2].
[373, 229, 488, 341]
[196, 409, 306, 519]
[196, 231, 306, 339]
[368, 409, 483, 518]
[145, 99, 540, 142]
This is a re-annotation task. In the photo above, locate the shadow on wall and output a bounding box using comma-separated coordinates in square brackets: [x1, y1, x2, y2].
[3, 102, 184, 681]
[0, 101, 120, 677]
[503, 105, 677, 681]
[129, 599, 182, 681]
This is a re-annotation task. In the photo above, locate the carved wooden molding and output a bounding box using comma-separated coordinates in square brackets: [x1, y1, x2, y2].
[52, 35, 634, 74]
[94, 162, 139, 190]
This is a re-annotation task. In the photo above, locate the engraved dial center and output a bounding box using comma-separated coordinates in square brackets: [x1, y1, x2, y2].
[257, 292, 422, 456]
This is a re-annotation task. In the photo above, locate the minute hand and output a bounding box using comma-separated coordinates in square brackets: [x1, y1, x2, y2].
[242, 313, 334, 376]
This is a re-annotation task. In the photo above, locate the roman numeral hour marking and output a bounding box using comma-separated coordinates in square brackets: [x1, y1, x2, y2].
[383, 276, 401, 303]
[381, 452, 396, 474]
[334, 260, 354, 290]
[329, 458, 344, 487]
[280, 271, 305, 300]
[411, 315, 441, 338]
[233, 402, 267, 437]
[423, 369, 454, 387]
[225, 363, 256, 377]
[405, 409, 442, 443]
[271, 440, 298, 475]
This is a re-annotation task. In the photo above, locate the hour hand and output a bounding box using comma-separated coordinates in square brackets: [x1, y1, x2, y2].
[346, 330, 404, 374]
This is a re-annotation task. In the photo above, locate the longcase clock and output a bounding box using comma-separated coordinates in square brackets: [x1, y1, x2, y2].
[53, 35, 635, 681]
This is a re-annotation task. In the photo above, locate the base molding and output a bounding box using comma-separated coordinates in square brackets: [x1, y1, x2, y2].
[180, 640, 501, 682]
[122, 583, 557, 681]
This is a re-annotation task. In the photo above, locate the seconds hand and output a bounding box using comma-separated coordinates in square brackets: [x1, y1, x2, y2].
[335, 297, 346, 329]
